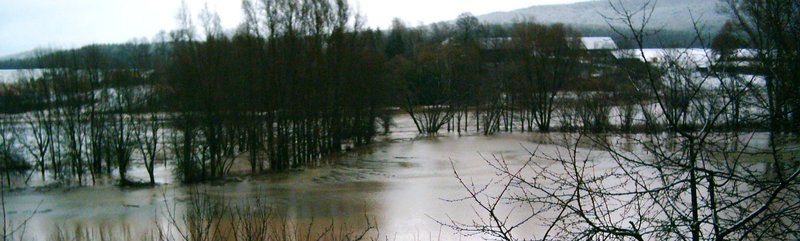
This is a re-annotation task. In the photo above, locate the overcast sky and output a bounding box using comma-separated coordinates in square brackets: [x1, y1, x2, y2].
[0, 0, 593, 57]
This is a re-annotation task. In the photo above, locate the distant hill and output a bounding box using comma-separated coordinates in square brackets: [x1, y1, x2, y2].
[0, 43, 170, 70]
[0, 49, 58, 61]
[477, 0, 728, 32]
[1, 51, 34, 61]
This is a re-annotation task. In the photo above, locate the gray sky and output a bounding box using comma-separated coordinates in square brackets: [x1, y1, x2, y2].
[0, 0, 592, 57]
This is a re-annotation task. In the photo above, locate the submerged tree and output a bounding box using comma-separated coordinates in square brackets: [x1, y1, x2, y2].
[163, 0, 386, 182]
[511, 22, 584, 132]
[14, 68, 56, 182]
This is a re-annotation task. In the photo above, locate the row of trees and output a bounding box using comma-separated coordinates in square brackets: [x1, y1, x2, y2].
[165, 0, 387, 182]
[387, 14, 644, 135]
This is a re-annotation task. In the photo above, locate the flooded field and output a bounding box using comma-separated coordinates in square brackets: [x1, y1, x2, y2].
[2, 113, 785, 241]
[1, 114, 575, 240]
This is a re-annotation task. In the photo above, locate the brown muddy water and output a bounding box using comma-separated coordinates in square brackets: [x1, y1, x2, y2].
[1, 115, 773, 240]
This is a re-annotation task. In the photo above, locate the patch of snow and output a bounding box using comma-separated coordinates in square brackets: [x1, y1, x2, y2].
[0, 69, 43, 84]
[580, 37, 617, 50]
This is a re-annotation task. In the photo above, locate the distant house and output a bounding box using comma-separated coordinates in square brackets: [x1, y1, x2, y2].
[574, 37, 619, 79]
[577, 37, 618, 65]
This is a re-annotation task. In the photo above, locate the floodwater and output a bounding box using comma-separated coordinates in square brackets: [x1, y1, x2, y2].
[1, 114, 776, 241]
[3, 114, 575, 240]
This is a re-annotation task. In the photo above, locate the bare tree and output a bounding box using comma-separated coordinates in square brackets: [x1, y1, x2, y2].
[16, 69, 54, 182]
[724, 0, 800, 132]
[511, 22, 583, 132]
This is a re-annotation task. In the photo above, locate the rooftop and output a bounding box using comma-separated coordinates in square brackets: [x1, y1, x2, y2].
[580, 37, 618, 50]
